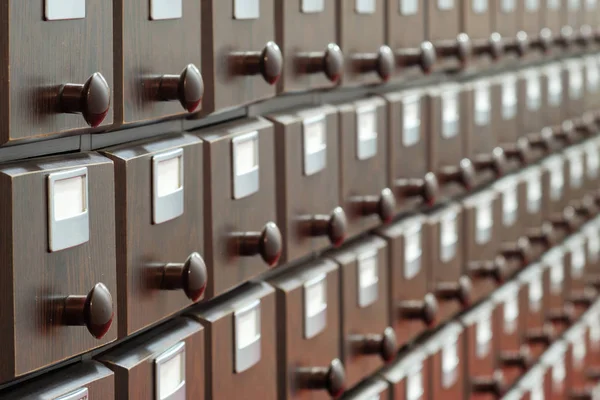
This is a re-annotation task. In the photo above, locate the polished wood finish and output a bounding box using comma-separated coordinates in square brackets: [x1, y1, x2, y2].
[328, 236, 389, 388]
[196, 117, 279, 297]
[187, 283, 276, 400]
[99, 318, 205, 400]
[113, 0, 202, 125]
[101, 134, 205, 338]
[267, 105, 342, 263]
[200, 0, 278, 113]
[0, 152, 117, 383]
[0, 0, 113, 144]
[268, 259, 341, 400]
[0, 362, 114, 399]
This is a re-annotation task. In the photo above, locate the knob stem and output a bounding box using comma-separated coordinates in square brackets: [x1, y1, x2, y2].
[435, 277, 472, 307]
[525, 326, 554, 347]
[230, 222, 282, 266]
[397, 294, 438, 326]
[394, 173, 439, 206]
[352, 188, 395, 223]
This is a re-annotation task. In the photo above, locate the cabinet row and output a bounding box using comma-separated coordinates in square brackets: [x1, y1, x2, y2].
[3, 0, 600, 144]
[0, 128, 598, 387]
[1, 224, 599, 399]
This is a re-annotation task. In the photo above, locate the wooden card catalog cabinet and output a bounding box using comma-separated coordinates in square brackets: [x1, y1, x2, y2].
[196, 118, 282, 298]
[200, 0, 282, 113]
[386, 0, 434, 80]
[338, 98, 394, 239]
[267, 105, 346, 264]
[268, 260, 346, 400]
[0, 153, 117, 384]
[113, 0, 203, 126]
[329, 236, 393, 388]
[275, 0, 342, 92]
[101, 135, 206, 338]
[99, 318, 204, 400]
[187, 283, 276, 400]
[337, 0, 392, 87]
[0, 362, 114, 400]
[381, 350, 430, 400]
[461, 0, 502, 66]
[0, 0, 114, 145]
[425, 323, 465, 400]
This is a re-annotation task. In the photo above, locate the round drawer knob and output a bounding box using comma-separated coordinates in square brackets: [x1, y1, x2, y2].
[395, 41, 437, 74]
[303, 207, 348, 247]
[549, 207, 578, 235]
[525, 325, 556, 347]
[299, 43, 344, 83]
[555, 25, 575, 48]
[573, 113, 598, 137]
[531, 28, 553, 53]
[572, 196, 598, 220]
[500, 238, 533, 267]
[157, 64, 204, 112]
[503, 138, 533, 166]
[350, 327, 398, 363]
[295, 359, 346, 398]
[499, 347, 533, 371]
[576, 25, 594, 47]
[504, 31, 530, 58]
[435, 276, 473, 308]
[473, 32, 504, 61]
[230, 41, 283, 85]
[471, 371, 506, 396]
[398, 293, 438, 327]
[468, 256, 508, 285]
[437, 159, 476, 191]
[526, 129, 554, 154]
[526, 223, 558, 250]
[354, 188, 396, 223]
[352, 45, 395, 82]
[569, 288, 598, 309]
[233, 222, 283, 266]
[435, 33, 473, 66]
[472, 147, 508, 178]
[394, 172, 439, 207]
[546, 304, 576, 328]
[161, 252, 207, 302]
[63, 283, 114, 339]
[58, 72, 111, 128]
[546, 121, 578, 146]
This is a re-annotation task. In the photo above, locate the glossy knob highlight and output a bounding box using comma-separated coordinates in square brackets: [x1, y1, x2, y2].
[354, 188, 396, 223]
[395, 41, 437, 73]
[157, 64, 204, 112]
[437, 159, 477, 191]
[299, 43, 344, 82]
[352, 45, 395, 81]
[296, 359, 346, 398]
[398, 294, 438, 327]
[63, 283, 114, 339]
[58, 72, 111, 127]
[230, 41, 283, 85]
[350, 327, 397, 363]
[394, 172, 439, 207]
[435, 276, 473, 308]
[233, 222, 283, 266]
[302, 207, 348, 247]
[161, 252, 207, 302]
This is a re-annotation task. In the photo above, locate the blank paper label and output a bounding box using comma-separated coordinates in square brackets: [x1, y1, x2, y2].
[305, 279, 327, 318]
[502, 0, 516, 11]
[548, 68, 563, 107]
[527, 174, 542, 213]
[356, 0, 376, 13]
[235, 136, 259, 176]
[502, 78, 517, 120]
[476, 203, 493, 244]
[158, 352, 184, 399]
[400, 0, 419, 14]
[156, 156, 182, 197]
[440, 213, 458, 262]
[548, 0, 561, 8]
[527, 73, 541, 110]
[442, 93, 459, 138]
[234, 0, 260, 19]
[302, 0, 325, 13]
[551, 261, 564, 294]
[476, 313, 492, 358]
[404, 225, 422, 280]
[552, 357, 566, 392]
[472, 0, 488, 13]
[442, 337, 459, 388]
[53, 175, 86, 221]
[236, 307, 260, 349]
[403, 98, 421, 146]
[526, 0, 539, 9]
[504, 296, 519, 334]
[529, 278, 543, 311]
[150, 0, 183, 20]
[474, 84, 491, 126]
[45, 0, 85, 20]
[438, 0, 454, 9]
[503, 186, 518, 226]
[406, 364, 424, 400]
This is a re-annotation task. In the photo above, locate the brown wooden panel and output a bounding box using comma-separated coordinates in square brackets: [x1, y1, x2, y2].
[0, 362, 114, 399]
[337, 0, 389, 87]
[99, 318, 205, 400]
[196, 117, 280, 297]
[268, 259, 342, 400]
[113, 0, 202, 125]
[493, 0, 519, 36]
[200, 0, 278, 113]
[0, 0, 114, 144]
[543, 0, 564, 32]
[518, 0, 542, 35]
[328, 236, 390, 388]
[267, 105, 342, 263]
[276, 0, 339, 92]
[187, 283, 276, 400]
[101, 134, 205, 338]
[426, 0, 461, 41]
[0, 153, 117, 383]
[338, 98, 391, 239]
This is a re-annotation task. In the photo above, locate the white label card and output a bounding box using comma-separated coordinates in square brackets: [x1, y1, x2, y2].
[357, 106, 378, 160]
[569, 66, 584, 100]
[472, 0, 488, 13]
[527, 73, 542, 110]
[571, 241, 586, 278]
[550, 162, 564, 201]
[552, 357, 566, 392]
[150, 0, 183, 20]
[569, 0, 581, 9]
[529, 278, 543, 312]
[531, 382, 544, 400]
[527, 173, 542, 213]
[548, 68, 563, 107]
[438, 0, 455, 9]
[45, 0, 85, 20]
[442, 337, 459, 388]
[358, 251, 379, 307]
[587, 0, 598, 10]
[502, 0, 516, 11]
[477, 313, 493, 358]
[591, 316, 600, 349]
[503, 186, 518, 226]
[234, 0, 260, 19]
[504, 296, 519, 334]
[236, 307, 260, 349]
[502, 78, 517, 120]
[306, 279, 327, 318]
[476, 202, 493, 244]
[407, 364, 424, 400]
[404, 224, 422, 280]
[551, 260, 564, 294]
[158, 351, 184, 399]
[442, 92, 459, 138]
[570, 154, 584, 188]
[587, 146, 600, 179]
[356, 0, 376, 13]
[587, 57, 600, 92]
[588, 228, 600, 262]
[304, 120, 326, 154]
[403, 98, 421, 147]
[474, 83, 491, 126]
[440, 212, 458, 262]
[573, 334, 587, 368]
[548, 0, 561, 8]
[53, 175, 86, 221]
[526, 0, 540, 10]
[400, 0, 419, 15]
[156, 156, 182, 197]
[302, 0, 325, 13]
[235, 137, 258, 176]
